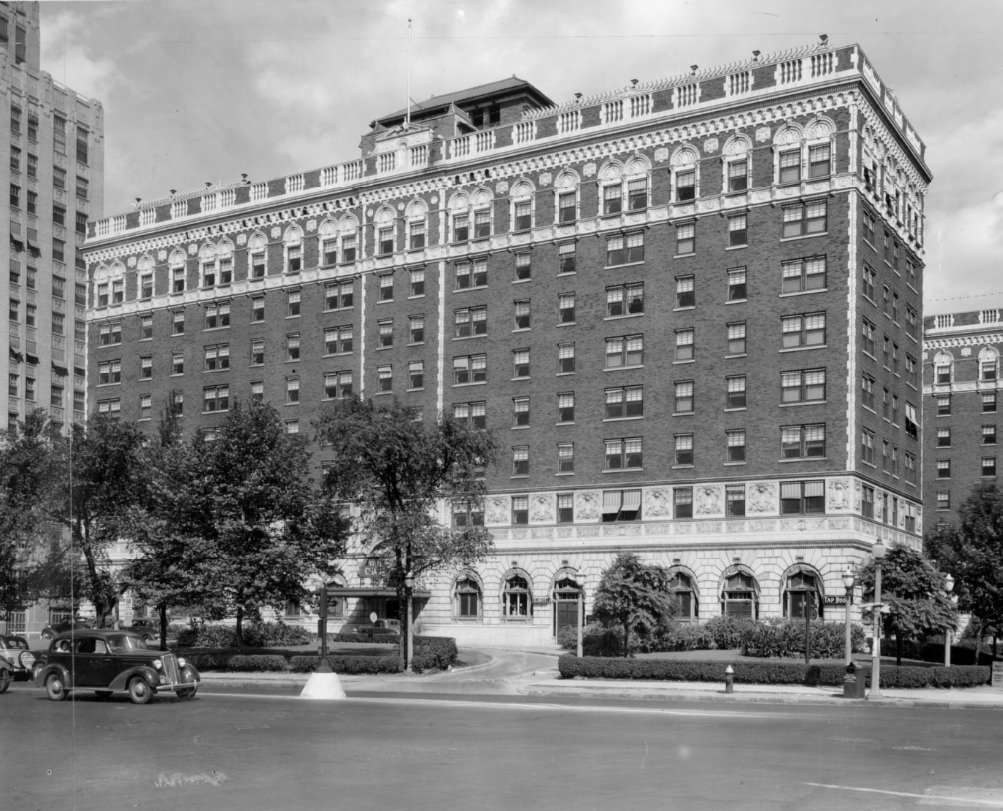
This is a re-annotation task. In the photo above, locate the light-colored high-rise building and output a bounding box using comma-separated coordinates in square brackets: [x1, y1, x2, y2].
[3, 1, 104, 434]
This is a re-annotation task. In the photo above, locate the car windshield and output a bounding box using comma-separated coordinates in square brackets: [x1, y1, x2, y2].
[4, 638, 27, 650]
[106, 634, 146, 652]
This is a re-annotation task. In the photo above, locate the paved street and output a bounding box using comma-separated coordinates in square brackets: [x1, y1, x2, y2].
[5, 665, 1003, 811]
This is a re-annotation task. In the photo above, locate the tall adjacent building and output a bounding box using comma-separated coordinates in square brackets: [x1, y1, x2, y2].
[3, 1, 103, 433]
[84, 39, 929, 645]
[1, 2, 103, 636]
[923, 310, 1003, 527]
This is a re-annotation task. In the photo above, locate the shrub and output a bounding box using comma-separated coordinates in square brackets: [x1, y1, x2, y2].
[412, 636, 458, 673]
[288, 655, 402, 674]
[224, 655, 289, 672]
[557, 654, 990, 688]
[703, 616, 756, 650]
[557, 622, 625, 656]
[660, 622, 718, 652]
[741, 619, 866, 660]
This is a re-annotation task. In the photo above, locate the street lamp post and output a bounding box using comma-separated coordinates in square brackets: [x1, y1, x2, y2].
[404, 571, 414, 672]
[944, 573, 955, 667]
[870, 540, 886, 698]
[842, 567, 855, 666]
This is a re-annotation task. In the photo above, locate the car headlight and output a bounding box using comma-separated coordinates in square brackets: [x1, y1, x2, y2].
[177, 657, 187, 668]
[153, 659, 163, 670]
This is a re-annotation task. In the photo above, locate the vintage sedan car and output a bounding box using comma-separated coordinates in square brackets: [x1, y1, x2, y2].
[0, 635, 36, 685]
[40, 617, 93, 640]
[34, 629, 199, 704]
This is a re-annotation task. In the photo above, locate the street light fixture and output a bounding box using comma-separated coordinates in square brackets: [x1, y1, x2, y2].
[870, 540, 886, 698]
[404, 570, 415, 672]
[842, 567, 855, 666]
[944, 573, 955, 667]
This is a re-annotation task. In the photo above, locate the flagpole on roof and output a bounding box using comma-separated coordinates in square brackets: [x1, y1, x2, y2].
[405, 18, 412, 129]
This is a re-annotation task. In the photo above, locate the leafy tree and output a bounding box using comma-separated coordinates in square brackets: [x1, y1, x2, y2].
[592, 553, 675, 657]
[926, 483, 1003, 658]
[42, 415, 149, 628]
[146, 400, 347, 646]
[317, 398, 498, 669]
[0, 410, 66, 616]
[856, 544, 956, 666]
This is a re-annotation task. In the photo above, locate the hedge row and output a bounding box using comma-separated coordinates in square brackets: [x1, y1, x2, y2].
[557, 654, 991, 688]
[176, 621, 312, 648]
[187, 652, 404, 674]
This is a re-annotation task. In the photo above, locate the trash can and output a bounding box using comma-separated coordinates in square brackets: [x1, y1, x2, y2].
[843, 662, 866, 698]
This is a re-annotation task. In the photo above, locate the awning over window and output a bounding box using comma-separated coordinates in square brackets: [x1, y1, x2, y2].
[622, 489, 641, 511]
[326, 587, 431, 599]
[602, 490, 621, 515]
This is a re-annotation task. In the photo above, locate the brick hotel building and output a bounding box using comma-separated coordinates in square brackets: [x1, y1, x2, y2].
[1, 1, 103, 636]
[84, 39, 929, 645]
[924, 310, 1003, 528]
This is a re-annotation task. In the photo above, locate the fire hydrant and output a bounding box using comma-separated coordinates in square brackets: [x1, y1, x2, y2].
[724, 664, 734, 693]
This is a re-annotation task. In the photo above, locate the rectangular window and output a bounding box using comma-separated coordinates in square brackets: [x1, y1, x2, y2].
[984, 425, 998, 445]
[250, 250, 266, 280]
[558, 293, 575, 324]
[726, 375, 747, 409]
[513, 396, 530, 427]
[97, 360, 122, 385]
[172, 311, 185, 335]
[377, 226, 394, 256]
[674, 434, 693, 466]
[781, 368, 826, 403]
[674, 380, 694, 413]
[779, 148, 801, 183]
[555, 443, 574, 474]
[513, 348, 530, 379]
[676, 276, 695, 308]
[781, 255, 826, 293]
[286, 333, 300, 361]
[862, 265, 876, 300]
[936, 395, 951, 416]
[513, 200, 532, 231]
[605, 334, 641, 368]
[453, 354, 487, 385]
[455, 259, 487, 289]
[780, 480, 825, 514]
[513, 299, 531, 330]
[409, 315, 425, 344]
[454, 306, 487, 338]
[603, 184, 622, 215]
[605, 385, 643, 419]
[325, 280, 354, 310]
[408, 220, 426, 250]
[378, 274, 394, 301]
[287, 289, 301, 317]
[76, 126, 88, 162]
[726, 484, 746, 516]
[203, 344, 230, 371]
[204, 302, 231, 329]
[558, 342, 576, 374]
[473, 208, 490, 239]
[782, 201, 827, 237]
[606, 283, 644, 317]
[202, 385, 230, 413]
[512, 446, 529, 477]
[557, 493, 575, 523]
[557, 392, 575, 423]
[676, 222, 695, 254]
[936, 459, 951, 479]
[558, 192, 577, 224]
[605, 437, 643, 470]
[727, 430, 746, 463]
[324, 371, 353, 399]
[781, 424, 826, 459]
[727, 159, 748, 192]
[286, 377, 301, 403]
[983, 457, 997, 477]
[250, 339, 265, 366]
[452, 213, 469, 243]
[936, 427, 951, 447]
[808, 143, 831, 178]
[727, 267, 747, 301]
[984, 392, 998, 413]
[781, 312, 826, 348]
[170, 352, 185, 376]
[511, 495, 529, 524]
[377, 365, 392, 393]
[727, 322, 747, 355]
[453, 401, 486, 430]
[675, 329, 694, 361]
[408, 268, 425, 297]
[676, 168, 695, 201]
[674, 487, 694, 518]
[728, 213, 747, 247]
[558, 242, 576, 274]
[322, 237, 338, 266]
[324, 326, 353, 355]
[627, 177, 647, 210]
[342, 234, 357, 263]
[378, 320, 394, 348]
[861, 429, 875, 464]
[936, 491, 950, 511]
[602, 489, 642, 522]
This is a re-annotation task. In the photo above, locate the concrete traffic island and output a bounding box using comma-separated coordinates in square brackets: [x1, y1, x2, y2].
[299, 659, 346, 700]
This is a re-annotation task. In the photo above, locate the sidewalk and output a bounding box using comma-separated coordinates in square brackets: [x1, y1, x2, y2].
[197, 646, 1003, 709]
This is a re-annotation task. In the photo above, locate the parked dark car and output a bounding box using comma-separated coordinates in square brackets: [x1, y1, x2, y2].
[122, 619, 159, 645]
[0, 635, 36, 687]
[40, 617, 93, 640]
[33, 629, 199, 704]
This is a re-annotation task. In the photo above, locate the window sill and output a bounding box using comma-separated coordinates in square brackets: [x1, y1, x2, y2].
[512, 327, 531, 333]
[726, 244, 748, 251]
[779, 399, 826, 407]
[779, 232, 827, 243]
[557, 321, 576, 327]
[673, 411, 694, 417]
[603, 313, 644, 321]
[452, 381, 486, 387]
[407, 341, 425, 347]
[604, 260, 646, 271]
[674, 252, 696, 259]
[671, 464, 694, 470]
[778, 456, 829, 463]
[555, 471, 575, 476]
[406, 387, 424, 393]
[779, 345, 827, 353]
[453, 285, 488, 294]
[556, 371, 576, 377]
[727, 298, 748, 305]
[511, 376, 531, 382]
[511, 425, 529, 431]
[673, 358, 694, 365]
[725, 353, 748, 359]
[603, 415, 644, 422]
[605, 364, 643, 372]
[723, 460, 746, 466]
[512, 277, 532, 285]
[779, 288, 828, 298]
[452, 335, 486, 342]
[602, 468, 644, 474]
[724, 406, 747, 412]
[372, 390, 392, 397]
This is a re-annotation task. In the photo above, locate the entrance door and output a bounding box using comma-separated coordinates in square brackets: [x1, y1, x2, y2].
[552, 578, 582, 636]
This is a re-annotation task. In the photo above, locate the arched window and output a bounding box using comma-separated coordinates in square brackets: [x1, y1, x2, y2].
[671, 146, 699, 202]
[337, 215, 359, 263]
[933, 351, 954, 385]
[554, 170, 580, 224]
[599, 161, 624, 215]
[510, 180, 534, 231]
[979, 347, 999, 383]
[318, 218, 339, 265]
[552, 574, 582, 635]
[374, 206, 396, 256]
[774, 123, 804, 184]
[454, 574, 482, 620]
[405, 200, 428, 250]
[669, 569, 699, 620]
[722, 135, 751, 193]
[502, 572, 532, 619]
[283, 225, 303, 273]
[168, 248, 187, 293]
[783, 567, 823, 620]
[624, 157, 650, 211]
[720, 569, 758, 619]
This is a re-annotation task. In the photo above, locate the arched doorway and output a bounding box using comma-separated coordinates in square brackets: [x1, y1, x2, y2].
[782, 565, 824, 620]
[720, 566, 759, 620]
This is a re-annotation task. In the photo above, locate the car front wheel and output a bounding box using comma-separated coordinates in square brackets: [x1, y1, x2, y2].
[128, 676, 153, 705]
[45, 673, 68, 701]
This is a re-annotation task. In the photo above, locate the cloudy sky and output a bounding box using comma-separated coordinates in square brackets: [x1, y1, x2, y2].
[38, 0, 1003, 314]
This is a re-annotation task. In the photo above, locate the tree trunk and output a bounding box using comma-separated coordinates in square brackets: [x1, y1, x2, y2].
[622, 618, 630, 658]
[235, 604, 244, 648]
[158, 604, 169, 650]
[895, 633, 903, 667]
